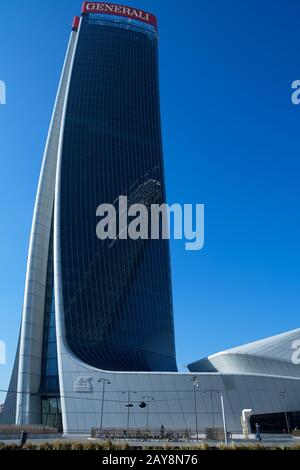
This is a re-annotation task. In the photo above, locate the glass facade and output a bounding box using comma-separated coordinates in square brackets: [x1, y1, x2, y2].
[39, 220, 60, 395]
[41, 397, 62, 430]
[58, 14, 177, 371]
[250, 411, 300, 434]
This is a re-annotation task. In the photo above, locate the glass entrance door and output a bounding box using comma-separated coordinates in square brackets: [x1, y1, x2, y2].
[41, 396, 62, 431]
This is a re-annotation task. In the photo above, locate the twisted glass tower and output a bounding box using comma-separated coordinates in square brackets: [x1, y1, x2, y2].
[1, 3, 176, 427]
[59, 10, 176, 372]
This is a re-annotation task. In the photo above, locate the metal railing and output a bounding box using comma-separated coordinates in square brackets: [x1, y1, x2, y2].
[0, 425, 60, 435]
[91, 427, 192, 441]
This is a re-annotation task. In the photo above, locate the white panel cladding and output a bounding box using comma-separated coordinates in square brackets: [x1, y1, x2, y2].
[208, 352, 300, 378]
[54, 279, 300, 433]
[16, 31, 78, 425]
[190, 328, 300, 378]
[54, 345, 300, 434]
[54, 16, 83, 434]
[57, 282, 300, 434]
[53, 287, 300, 433]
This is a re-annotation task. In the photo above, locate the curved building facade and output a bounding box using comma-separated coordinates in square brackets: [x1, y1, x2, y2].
[1, 3, 178, 428]
[2, 3, 300, 436]
[58, 12, 176, 372]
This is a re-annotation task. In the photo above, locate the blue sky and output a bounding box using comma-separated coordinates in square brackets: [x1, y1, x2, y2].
[1, 0, 300, 401]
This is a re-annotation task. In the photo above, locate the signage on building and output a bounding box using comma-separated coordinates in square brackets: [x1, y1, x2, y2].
[74, 377, 93, 393]
[82, 2, 157, 28]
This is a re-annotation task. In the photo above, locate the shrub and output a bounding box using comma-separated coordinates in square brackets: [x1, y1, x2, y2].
[38, 442, 54, 450]
[0, 442, 20, 450]
[70, 441, 85, 450]
[102, 440, 115, 450]
[52, 440, 72, 450]
[84, 441, 97, 450]
[197, 442, 210, 450]
[291, 443, 300, 450]
[119, 442, 131, 450]
[23, 442, 37, 450]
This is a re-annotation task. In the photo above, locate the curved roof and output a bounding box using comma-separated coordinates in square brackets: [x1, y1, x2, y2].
[188, 328, 300, 378]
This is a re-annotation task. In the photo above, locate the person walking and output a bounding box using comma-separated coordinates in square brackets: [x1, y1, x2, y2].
[255, 422, 262, 441]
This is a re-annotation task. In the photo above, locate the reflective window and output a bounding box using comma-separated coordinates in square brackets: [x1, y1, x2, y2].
[59, 16, 177, 372]
[41, 397, 62, 430]
[39, 220, 60, 394]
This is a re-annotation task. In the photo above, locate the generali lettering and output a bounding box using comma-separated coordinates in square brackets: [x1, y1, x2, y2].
[83, 2, 155, 25]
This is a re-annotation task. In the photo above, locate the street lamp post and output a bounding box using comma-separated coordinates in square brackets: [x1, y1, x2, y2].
[220, 393, 228, 446]
[123, 391, 137, 430]
[280, 392, 291, 435]
[192, 376, 199, 442]
[143, 396, 154, 429]
[97, 378, 111, 430]
[201, 389, 227, 442]
[202, 390, 215, 430]
[17, 404, 22, 426]
[210, 390, 215, 429]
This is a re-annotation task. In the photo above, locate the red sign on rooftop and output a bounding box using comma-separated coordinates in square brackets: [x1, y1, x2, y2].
[81, 2, 157, 28]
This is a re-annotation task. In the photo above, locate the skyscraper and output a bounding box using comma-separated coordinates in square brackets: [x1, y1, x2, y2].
[2, 2, 176, 427]
[2, 3, 300, 435]
[58, 5, 176, 373]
